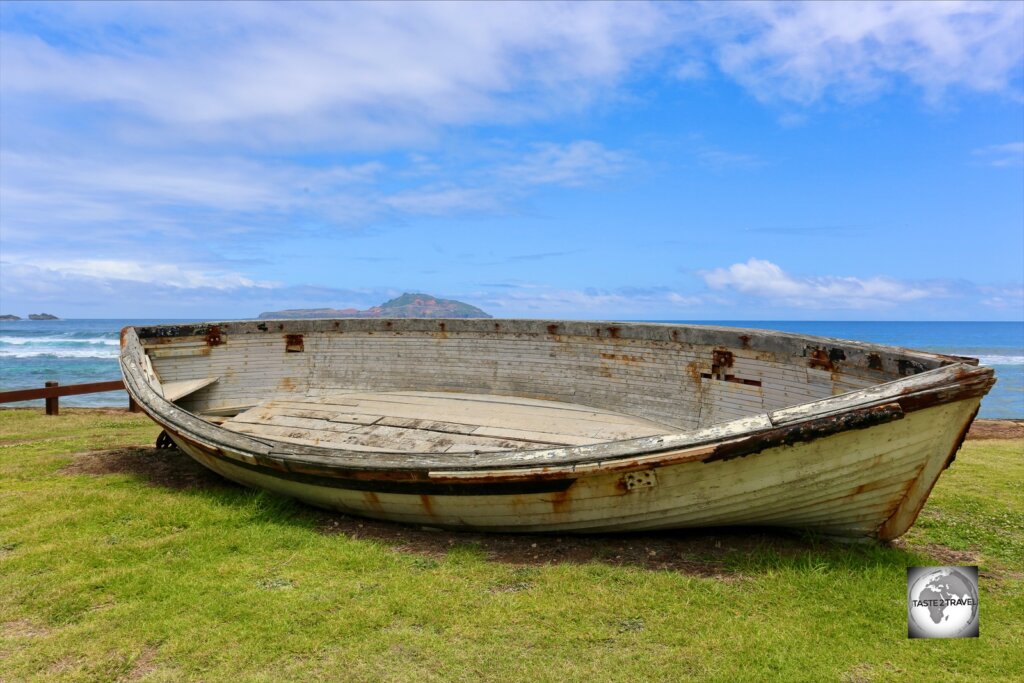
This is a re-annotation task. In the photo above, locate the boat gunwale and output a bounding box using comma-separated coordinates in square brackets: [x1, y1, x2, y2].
[128, 317, 979, 369]
[118, 320, 995, 476]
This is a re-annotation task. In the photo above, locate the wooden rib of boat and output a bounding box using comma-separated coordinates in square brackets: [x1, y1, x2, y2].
[119, 319, 994, 540]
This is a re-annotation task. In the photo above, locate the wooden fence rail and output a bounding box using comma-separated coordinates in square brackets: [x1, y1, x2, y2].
[0, 380, 140, 415]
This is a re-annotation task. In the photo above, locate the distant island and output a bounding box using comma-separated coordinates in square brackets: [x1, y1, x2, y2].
[1, 313, 59, 320]
[259, 293, 491, 319]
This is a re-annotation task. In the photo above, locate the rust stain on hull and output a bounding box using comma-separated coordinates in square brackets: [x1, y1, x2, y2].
[806, 347, 834, 371]
[600, 352, 643, 364]
[419, 494, 435, 516]
[364, 491, 383, 512]
[548, 490, 572, 514]
[686, 361, 703, 386]
[876, 403, 981, 541]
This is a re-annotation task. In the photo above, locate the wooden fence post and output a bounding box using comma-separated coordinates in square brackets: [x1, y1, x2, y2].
[44, 381, 59, 416]
[0, 380, 128, 413]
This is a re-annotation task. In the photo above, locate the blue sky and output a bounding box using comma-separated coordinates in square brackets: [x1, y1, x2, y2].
[1, 1, 1022, 320]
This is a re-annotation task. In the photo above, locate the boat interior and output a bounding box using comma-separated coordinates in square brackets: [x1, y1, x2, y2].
[128, 319, 960, 454]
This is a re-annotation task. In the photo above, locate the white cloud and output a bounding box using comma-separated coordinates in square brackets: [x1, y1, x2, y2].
[0, 3, 667, 147]
[667, 292, 704, 306]
[499, 141, 628, 187]
[383, 186, 502, 216]
[0, 142, 625, 249]
[0, 257, 401, 317]
[0, 151, 389, 261]
[2, 1, 1018, 151]
[694, 144, 765, 171]
[1, 3, 1019, 319]
[0, 150, 296, 214]
[706, 1, 1024, 104]
[702, 258, 947, 309]
[972, 142, 1024, 167]
[674, 60, 708, 81]
[978, 284, 1024, 310]
[4, 258, 278, 292]
[475, 284, 702, 316]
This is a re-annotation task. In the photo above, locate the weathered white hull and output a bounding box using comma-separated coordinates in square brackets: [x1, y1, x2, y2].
[119, 319, 994, 540]
[165, 398, 977, 539]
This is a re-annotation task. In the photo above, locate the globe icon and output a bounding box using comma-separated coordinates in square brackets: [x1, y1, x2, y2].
[908, 567, 979, 638]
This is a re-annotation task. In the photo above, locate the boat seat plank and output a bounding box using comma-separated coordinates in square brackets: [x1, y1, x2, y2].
[162, 377, 219, 402]
[199, 404, 258, 417]
[219, 391, 673, 453]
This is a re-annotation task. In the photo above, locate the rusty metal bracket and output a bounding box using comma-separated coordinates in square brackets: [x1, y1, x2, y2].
[712, 349, 734, 370]
[699, 348, 761, 386]
[622, 470, 657, 491]
[205, 325, 223, 346]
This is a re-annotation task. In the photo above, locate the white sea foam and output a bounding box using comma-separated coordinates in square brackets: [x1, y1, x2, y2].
[976, 355, 1024, 366]
[0, 336, 119, 346]
[0, 348, 119, 359]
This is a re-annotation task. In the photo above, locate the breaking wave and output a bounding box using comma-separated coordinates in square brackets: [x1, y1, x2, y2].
[0, 336, 120, 359]
[0, 336, 119, 346]
[976, 355, 1024, 366]
[0, 348, 120, 359]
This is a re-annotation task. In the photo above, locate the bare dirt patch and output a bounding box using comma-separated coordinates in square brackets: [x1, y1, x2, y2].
[46, 656, 84, 676]
[315, 512, 828, 578]
[119, 644, 159, 682]
[967, 419, 1024, 441]
[61, 447, 237, 491]
[0, 407, 137, 417]
[2, 619, 50, 639]
[842, 661, 906, 683]
[888, 539, 979, 566]
[64, 407, 138, 417]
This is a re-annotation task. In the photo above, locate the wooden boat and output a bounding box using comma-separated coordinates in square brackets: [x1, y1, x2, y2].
[119, 319, 994, 540]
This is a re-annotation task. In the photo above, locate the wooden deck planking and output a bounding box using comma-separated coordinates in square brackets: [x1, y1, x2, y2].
[288, 393, 659, 423]
[264, 395, 672, 437]
[220, 391, 672, 453]
[226, 410, 570, 451]
[292, 391, 670, 428]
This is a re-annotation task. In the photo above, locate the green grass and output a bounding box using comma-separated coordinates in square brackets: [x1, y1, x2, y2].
[1, 408, 1022, 682]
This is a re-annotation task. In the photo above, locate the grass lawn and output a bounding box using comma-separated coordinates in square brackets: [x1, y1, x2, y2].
[1, 408, 1022, 681]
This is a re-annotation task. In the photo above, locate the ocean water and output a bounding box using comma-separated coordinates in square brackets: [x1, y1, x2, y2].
[1, 319, 1021, 418]
[0, 319, 199, 409]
